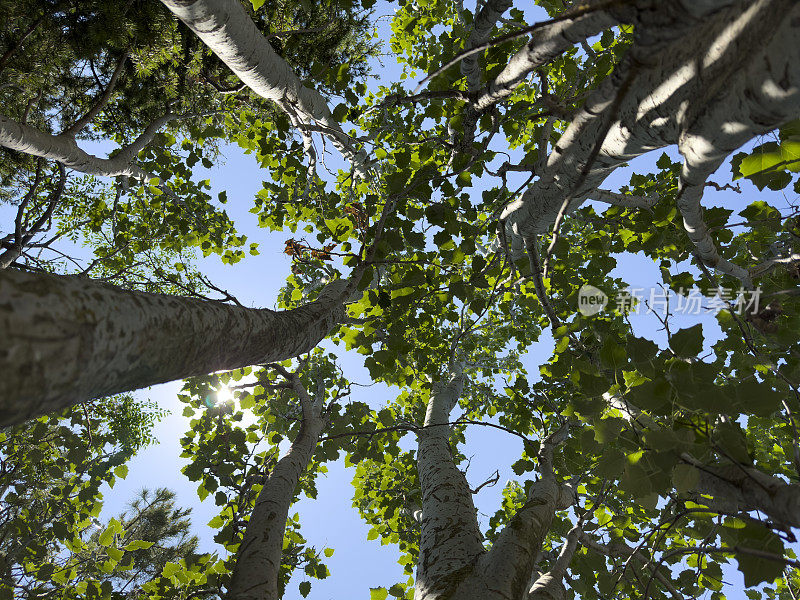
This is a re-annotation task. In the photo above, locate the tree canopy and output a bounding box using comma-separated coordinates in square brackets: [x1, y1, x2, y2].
[2, 0, 800, 599]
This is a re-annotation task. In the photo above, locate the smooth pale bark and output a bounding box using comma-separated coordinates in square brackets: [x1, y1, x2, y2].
[0, 113, 175, 180]
[460, 0, 513, 93]
[473, 5, 618, 112]
[693, 462, 800, 529]
[456, 426, 572, 600]
[614, 395, 800, 530]
[590, 189, 658, 210]
[414, 374, 484, 600]
[412, 412, 572, 600]
[227, 378, 326, 600]
[0, 268, 352, 425]
[501, 0, 800, 280]
[160, 0, 369, 176]
[526, 527, 579, 600]
[458, 1, 616, 152]
[577, 532, 683, 599]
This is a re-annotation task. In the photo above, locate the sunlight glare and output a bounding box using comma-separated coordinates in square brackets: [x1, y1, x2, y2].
[216, 384, 235, 406]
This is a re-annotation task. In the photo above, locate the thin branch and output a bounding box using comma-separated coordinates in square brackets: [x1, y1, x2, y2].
[0, 14, 45, 75]
[524, 235, 562, 330]
[0, 163, 65, 269]
[63, 50, 129, 136]
[414, 0, 627, 92]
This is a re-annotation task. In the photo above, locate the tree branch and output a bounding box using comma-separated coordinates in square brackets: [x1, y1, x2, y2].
[0, 112, 176, 180]
[460, 0, 513, 93]
[0, 163, 65, 269]
[227, 373, 326, 600]
[62, 50, 129, 137]
[414, 371, 484, 600]
[160, 0, 369, 177]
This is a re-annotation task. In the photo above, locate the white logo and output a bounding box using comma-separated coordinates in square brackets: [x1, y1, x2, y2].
[578, 285, 608, 316]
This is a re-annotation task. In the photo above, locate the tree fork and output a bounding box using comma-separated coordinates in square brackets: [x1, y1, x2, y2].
[414, 373, 484, 600]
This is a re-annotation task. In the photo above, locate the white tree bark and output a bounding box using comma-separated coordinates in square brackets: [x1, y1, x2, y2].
[526, 526, 579, 600]
[500, 0, 800, 280]
[577, 531, 683, 599]
[414, 373, 484, 600]
[460, 0, 513, 93]
[613, 395, 800, 529]
[0, 268, 354, 425]
[228, 375, 326, 600]
[0, 112, 175, 180]
[160, 0, 369, 177]
[454, 425, 572, 600]
[411, 414, 572, 600]
[691, 461, 800, 529]
[473, 5, 618, 112]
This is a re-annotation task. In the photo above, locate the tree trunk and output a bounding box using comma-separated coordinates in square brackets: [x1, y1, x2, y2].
[694, 463, 800, 529]
[0, 268, 349, 425]
[227, 411, 325, 600]
[0, 113, 174, 180]
[501, 0, 800, 251]
[414, 374, 485, 600]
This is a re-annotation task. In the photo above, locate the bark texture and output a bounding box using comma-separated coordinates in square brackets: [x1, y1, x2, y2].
[227, 377, 326, 600]
[500, 0, 800, 280]
[160, 0, 369, 176]
[460, 0, 514, 93]
[414, 374, 484, 600]
[526, 527, 579, 600]
[694, 463, 800, 529]
[0, 113, 174, 180]
[0, 269, 350, 425]
[455, 426, 572, 600]
[473, 4, 618, 112]
[411, 377, 573, 600]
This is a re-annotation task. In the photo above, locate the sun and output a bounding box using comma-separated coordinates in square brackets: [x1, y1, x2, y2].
[216, 384, 235, 405]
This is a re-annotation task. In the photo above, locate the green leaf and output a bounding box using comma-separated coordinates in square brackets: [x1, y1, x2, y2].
[599, 339, 627, 370]
[669, 324, 703, 358]
[713, 421, 751, 464]
[113, 464, 128, 479]
[324, 547, 335, 558]
[729, 523, 784, 587]
[332, 104, 348, 122]
[594, 417, 625, 444]
[162, 562, 182, 578]
[299, 581, 312, 597]
[106, 546, 124, 561]
[736, 381, 783, 417]
[98, 518, 122, 547]
[672, 464, 699, 494]
[124, 540, 154, 551]
[370, 588, 389, 600]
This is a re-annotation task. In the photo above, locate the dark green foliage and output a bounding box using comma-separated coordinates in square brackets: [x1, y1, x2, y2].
[0, 396, 166, 598]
